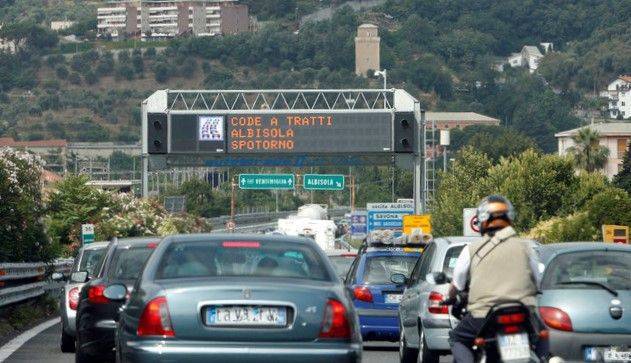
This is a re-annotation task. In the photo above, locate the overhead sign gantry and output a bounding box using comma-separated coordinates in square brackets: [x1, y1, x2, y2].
[142, 89, 432, 212]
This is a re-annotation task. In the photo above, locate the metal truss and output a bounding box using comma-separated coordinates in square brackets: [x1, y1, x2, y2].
[166, 89, 394, 111]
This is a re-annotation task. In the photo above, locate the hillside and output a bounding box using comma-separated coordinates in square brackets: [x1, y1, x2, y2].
[1, 0, 629, 152]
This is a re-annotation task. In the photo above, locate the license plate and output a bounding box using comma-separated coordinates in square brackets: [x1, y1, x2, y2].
[385, 294, 402, 304]
[604, 349, 631, 362]
[498, 333, 531, 361]
[206, 306, 287, 327]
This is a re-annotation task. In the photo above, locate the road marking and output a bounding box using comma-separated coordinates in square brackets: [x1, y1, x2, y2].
[0, 317, 60, 362]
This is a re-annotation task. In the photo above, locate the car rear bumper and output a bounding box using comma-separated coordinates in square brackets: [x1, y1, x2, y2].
[121, 340, 362, 363]
[358, 310, 399, 341]
[549, 330, 631, 361]
[78, 320, 116, 355]
[424, 327, 451, 351]
[62, 309, 77, 336]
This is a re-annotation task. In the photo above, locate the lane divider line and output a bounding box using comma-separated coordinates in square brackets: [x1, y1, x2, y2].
[0, 317, 60, 362]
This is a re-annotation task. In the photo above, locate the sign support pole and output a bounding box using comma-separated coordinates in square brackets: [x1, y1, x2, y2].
[230, 176, 236, 232]
[413, 105, 424, 214]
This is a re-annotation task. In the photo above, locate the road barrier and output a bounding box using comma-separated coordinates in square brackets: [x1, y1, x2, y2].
[208, 207, 349, 231]
[0, 259, 73, 308]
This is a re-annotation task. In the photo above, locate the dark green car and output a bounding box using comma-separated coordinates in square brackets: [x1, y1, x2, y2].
[113, 234, 362, 363]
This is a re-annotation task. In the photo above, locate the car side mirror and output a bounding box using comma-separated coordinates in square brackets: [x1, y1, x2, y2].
[70, 271, 89, 283]
[51, 272, 65, 281]
[103, 284, 127, 302]
[432, 271, 450, 285]
[390, 273, 407, 285]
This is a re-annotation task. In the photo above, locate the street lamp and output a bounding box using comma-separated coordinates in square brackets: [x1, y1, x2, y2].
[374, 69, 387, 89]
[439, 129, 450, 172]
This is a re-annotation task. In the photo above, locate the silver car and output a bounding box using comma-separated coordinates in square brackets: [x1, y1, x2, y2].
[56, 241, 108, 353]
[398, 236, 482, 363]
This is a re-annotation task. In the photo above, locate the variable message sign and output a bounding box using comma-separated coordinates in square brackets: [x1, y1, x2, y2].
[239, 174, 295, 190]
[303, 174, 345, 190]
[167, 112, 393, 154]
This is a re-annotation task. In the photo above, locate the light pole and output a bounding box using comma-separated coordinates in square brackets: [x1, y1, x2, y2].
[440, 129, 450, 172]
[374, 69, 387, 89]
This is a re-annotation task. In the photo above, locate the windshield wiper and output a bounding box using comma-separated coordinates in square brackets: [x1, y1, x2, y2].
[558, 280, 618, 297]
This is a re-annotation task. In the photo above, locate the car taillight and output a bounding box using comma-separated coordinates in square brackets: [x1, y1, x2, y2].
[353, 286, 373, 303]
[68, 287, 80, 310]
[87, 284, 108, 304]
[137, 296, 175, 337]
[428, 291, 448, 314]
[319, 299, 351, 339]
[539, 306, 573, 332]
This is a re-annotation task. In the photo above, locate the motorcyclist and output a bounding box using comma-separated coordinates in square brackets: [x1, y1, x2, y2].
[446, 195, 546, 362]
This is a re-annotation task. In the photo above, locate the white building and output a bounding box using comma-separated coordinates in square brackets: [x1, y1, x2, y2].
[50, 21, 76, 31]
[497, 43, 552, 73]
[601, 75, 631, 120]
[97, 0, 249, 40]
[555, 123, 631, 179]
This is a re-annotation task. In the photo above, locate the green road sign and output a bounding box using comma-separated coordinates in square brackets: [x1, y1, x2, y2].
[81, 224, 95, 245]
[239, 174, 295, 190]
[303, 174, 345, 190]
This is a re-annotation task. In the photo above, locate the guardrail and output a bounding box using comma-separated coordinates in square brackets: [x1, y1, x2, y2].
[0, 259, 74, 308]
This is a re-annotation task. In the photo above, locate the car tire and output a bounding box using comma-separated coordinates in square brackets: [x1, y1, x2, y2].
[75, 345, 92, 363]
[399, 323, 418, 363]
[60, 327, 75, 353]
[417, 329, 439, 363]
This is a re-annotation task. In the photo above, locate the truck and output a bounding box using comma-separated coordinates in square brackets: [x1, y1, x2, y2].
[277, 204, 337, 251]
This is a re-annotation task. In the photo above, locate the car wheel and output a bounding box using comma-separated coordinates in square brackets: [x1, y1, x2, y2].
[75, 344, 92, 363]
[60, 327, 75, 353]
[417, 329, 439, 363]
[399, 323, 418, 363]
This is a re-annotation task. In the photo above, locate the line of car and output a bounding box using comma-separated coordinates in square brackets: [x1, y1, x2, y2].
[55, 234, 630, 363]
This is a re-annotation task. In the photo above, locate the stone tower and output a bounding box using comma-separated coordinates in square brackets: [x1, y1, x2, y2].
[355, 24, 380, 76]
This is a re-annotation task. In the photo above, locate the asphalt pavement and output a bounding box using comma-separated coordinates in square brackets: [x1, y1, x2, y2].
[2, 320, 452, 362]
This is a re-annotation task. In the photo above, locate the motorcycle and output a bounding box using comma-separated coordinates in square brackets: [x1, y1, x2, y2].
[436, 273, 547, 363]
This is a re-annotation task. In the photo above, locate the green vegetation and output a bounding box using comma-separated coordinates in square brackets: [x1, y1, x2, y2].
[614, 147, 631, 195]
[566, 128, 610, 173]
[0, 295, 58, 341]
[0, 148, 54, 262]
[432, 147, 631, 243]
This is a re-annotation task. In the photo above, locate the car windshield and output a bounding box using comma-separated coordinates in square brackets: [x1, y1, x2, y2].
[542, 250, 631, 291]
[328, 255, 355, 277]
[156, 240, 332, 281]
[363, 255, 419, 284]
[107, 246, 154, 281]
[79, 248, 106, 277]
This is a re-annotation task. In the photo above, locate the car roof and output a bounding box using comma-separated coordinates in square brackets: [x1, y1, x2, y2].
[537, 242, 631, 264]
[81, 241, 109, 250]
[114, 236, 161, 248]
[162, 233, 317, 246]
[325, 249, 357, 256]
[433, 236, 485, 245]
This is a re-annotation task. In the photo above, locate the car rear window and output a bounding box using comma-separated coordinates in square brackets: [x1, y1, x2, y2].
[442, 246, 464, 278]
[328, 255, 355, 277]
[79, 248, 106, 277]
[155, 240, 332, 281]
[542, 251, 631, 291]
[363, 255, 419, 284]
[107, 246, 154, 281]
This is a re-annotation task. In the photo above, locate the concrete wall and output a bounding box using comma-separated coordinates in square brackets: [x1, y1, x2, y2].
[220, 3, 249, 35]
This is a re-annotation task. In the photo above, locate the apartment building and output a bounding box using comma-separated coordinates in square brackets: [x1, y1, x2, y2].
[97, 0, 249, 40]
[601, 75, 631, 120]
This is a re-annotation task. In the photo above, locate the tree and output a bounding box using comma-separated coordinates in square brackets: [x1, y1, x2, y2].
[567, 128, 610, 172]
[431, 147, 492, 236]
[450, 125, 538, 162]
[613, 146, 631, 194]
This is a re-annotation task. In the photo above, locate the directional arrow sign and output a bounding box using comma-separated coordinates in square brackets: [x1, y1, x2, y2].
[238, 174, 295, 190]
[303, 174, 345, 191]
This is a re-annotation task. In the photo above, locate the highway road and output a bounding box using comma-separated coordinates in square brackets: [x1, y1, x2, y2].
[1, 320, 452, 362]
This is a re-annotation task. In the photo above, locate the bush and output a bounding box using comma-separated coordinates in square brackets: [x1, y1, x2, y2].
[0, 148, 54, 262]
[68, 72, 82, 85]
[55, 65, 69, 79]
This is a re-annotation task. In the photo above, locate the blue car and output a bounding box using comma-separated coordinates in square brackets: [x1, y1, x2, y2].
[345, 244, 422, 341]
